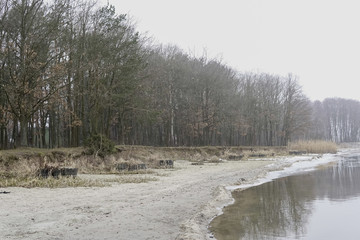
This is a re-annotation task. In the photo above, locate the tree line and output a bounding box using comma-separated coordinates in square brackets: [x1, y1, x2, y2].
[309, 98, 360, 143]
[0, 0, 359, 149]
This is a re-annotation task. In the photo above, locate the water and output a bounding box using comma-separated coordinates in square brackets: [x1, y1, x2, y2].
[210, 151, 360, 240]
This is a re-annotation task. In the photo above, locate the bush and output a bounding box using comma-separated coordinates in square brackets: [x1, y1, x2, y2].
[84, 134, 115, 158]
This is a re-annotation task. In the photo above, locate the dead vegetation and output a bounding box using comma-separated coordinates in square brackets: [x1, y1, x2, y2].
[0, 143, 335, 188]
[102, 175, 158, 184]
[0, 174, 107, 188]
[288, 140, 338, 154]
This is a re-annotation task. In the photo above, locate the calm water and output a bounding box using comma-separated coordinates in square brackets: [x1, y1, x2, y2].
[210, 152, 360, 240]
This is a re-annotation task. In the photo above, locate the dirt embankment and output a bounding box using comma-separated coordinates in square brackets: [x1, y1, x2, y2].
[0, 145, 288, 176]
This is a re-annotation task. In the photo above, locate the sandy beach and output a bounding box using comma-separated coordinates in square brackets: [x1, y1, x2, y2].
[0, 158, 298, 240]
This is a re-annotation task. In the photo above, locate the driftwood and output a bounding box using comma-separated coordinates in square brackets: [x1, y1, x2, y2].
[0, 191, 10, 194]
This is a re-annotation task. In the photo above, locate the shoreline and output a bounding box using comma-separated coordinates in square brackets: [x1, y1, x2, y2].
[0, 155, 331, 240]
[177, 157, 297, 240]
[203, 153, 344, 240]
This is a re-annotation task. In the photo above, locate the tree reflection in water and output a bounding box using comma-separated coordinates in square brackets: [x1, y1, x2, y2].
[210, 154, 360, 240]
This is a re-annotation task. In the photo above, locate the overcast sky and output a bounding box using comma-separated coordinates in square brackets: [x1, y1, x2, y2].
[101, 0, 360, 101]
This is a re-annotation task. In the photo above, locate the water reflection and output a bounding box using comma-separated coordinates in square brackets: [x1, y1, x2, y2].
[210, 154, 360, 240]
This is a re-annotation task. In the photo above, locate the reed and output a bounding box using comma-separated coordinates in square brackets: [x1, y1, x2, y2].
[288, 140, 338, 154]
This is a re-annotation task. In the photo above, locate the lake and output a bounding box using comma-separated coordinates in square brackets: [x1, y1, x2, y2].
[210, 150, 360, 240]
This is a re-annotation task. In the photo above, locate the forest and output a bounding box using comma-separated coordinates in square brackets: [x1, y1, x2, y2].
[1, 0, 360, 149]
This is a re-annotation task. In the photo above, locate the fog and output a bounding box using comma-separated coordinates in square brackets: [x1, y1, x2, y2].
[104, 0, 360, 101]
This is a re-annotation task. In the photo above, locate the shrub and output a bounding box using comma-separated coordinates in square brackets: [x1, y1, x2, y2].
[84, 134, 115, 158]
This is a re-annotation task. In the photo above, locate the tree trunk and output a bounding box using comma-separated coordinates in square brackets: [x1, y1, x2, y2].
[0, 126, 4, 149]
[19, 115, 28, 147]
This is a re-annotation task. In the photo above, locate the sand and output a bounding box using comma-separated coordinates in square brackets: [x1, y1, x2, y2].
[0, 158, 293, 240]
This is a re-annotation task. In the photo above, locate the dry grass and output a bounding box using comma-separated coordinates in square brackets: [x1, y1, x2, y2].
[288, 140, 338, 154]
[0, 174, 107, 188]
[0, 145, 289, 188]
[0, 146, 163, 188]
[103, 175, 158, 184]
[0, 170, 159, 188]
[117, 145, 288, 163]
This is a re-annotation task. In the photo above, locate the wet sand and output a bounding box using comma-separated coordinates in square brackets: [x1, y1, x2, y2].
[0, 158, 294, 240]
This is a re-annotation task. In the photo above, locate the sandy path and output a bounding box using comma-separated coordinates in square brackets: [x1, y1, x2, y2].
[0, 159, 282, 240]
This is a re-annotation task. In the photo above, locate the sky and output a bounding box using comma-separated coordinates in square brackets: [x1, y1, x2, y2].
[100, 0, 360, 101]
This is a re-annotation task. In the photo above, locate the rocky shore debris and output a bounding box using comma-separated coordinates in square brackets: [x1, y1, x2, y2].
[191, 162, 204, 166]
[248, 153, 267, 158]
[159, 160, 174, 168]
[289, 150, 307, 155]
[39, 165, 78, 178]
[115, 162, 147, 171]
[228, 154, 244, 160]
